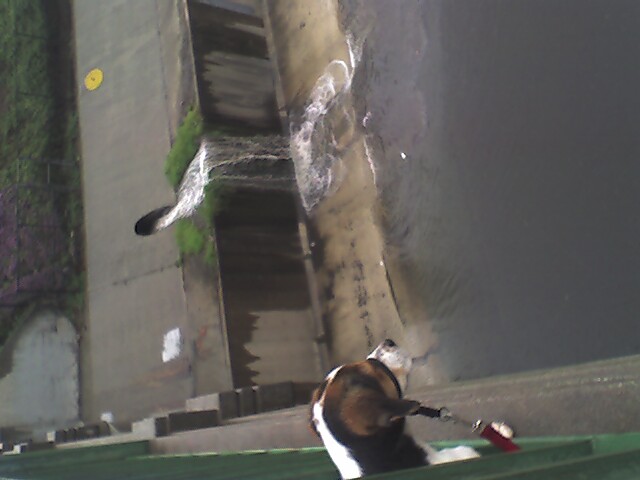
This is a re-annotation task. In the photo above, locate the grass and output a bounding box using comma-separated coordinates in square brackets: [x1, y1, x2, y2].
[164, 109, 203, 189]
[164, 108, 221, 264]
[0, 0, 85, 344]
[0, 1, 54, 186]
[175, 219, 206, 256]
[0, 0, 80, 215]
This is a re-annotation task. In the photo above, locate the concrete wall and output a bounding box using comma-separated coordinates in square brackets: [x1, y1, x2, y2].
[264, 0, 408, 367]
[187, 0, 281, 132]
[215, 186, 323, 387]
[0, 311, 78, 434]
[74, 0, 232, 425]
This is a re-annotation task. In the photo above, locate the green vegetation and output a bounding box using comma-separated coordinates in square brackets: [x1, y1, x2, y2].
[0, 0, 82, 225]
[0, 0, 84, 341]
[175, 219, 206, 256]
[0, 1, 53, 186]
[164, 109, 220, 265]
[164, 109, 203, 189]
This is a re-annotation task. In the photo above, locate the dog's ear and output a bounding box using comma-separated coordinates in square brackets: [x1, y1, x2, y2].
[376, 398, 421, 427]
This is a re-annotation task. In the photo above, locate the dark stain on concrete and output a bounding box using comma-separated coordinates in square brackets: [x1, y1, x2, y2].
[187, 1, 280, 133]
[214, 179, 313, 387]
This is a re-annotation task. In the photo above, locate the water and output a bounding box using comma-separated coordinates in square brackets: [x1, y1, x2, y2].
[289, 32, 364, 212]
[135, 136, 292, 235]
[333, 0, 640, 380]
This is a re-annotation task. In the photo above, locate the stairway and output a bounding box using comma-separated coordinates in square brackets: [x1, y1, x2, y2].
[1, 433, 640, 479]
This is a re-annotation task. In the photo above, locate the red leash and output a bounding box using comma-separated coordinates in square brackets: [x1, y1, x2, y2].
[414, 406, 520, 452]
[478, 423, 520, 452]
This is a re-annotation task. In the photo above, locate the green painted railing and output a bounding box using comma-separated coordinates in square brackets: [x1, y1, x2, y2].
[1, 433, 640, 479]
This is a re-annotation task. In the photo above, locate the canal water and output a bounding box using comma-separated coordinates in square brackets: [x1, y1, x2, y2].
[328, 0, 640, 380]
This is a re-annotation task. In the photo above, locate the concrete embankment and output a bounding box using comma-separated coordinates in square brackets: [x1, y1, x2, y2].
[73, 0, 231, 425]
[61, 0, 640, 454]
[265, 0, 421, 374]
[0, 311, 79, 437]
[165, 0, 640, 452]
[74, 0, 327, 428]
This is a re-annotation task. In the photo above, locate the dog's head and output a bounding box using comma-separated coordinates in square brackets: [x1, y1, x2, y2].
[366, 338, 413, 393]
[309, 340, 422, 479]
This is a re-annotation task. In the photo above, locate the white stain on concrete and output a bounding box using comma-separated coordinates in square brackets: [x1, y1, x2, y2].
[162, 327, 182, 363]
[100, 411, 114, 423]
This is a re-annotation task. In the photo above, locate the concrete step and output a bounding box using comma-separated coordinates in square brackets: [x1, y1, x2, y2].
[151, 406, 319, 454]
[47, 422, 111, 445]
[154, 355, 640, 455]
[132, 410, 220, 438]
[185, 382, 317, 420]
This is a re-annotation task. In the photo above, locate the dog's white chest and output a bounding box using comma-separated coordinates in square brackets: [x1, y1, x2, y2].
[312, 402, 362, 480]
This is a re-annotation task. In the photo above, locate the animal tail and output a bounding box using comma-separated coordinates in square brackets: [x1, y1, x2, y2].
[134, 205, 173, 236]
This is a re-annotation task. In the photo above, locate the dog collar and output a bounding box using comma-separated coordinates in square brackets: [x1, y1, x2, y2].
[367, 358, 403, 398]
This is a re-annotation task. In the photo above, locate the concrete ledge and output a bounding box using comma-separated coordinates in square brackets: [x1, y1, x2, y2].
[255, 383, 294, 412]
[76, 423, 111, 440]
[405, 354, 640, 440]
[2, 441, 54, 455]
[151, 406, 321, 454]
[3, 444, 27, 455]
[152, 355, 640, 454]
[47, 422, 112, 445]
[236, 387, 257, 417]
[47, 430, 67, 443]
[186, 391, 238, 419]
[186, 383, 318, 421]
[132, 417, 169, 438]
[167, 410, 220, 434]
[55, 433, 152, 449]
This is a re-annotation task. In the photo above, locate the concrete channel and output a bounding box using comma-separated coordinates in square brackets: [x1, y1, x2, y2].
[73, 0, 326, 430]
[54, 0, 640, 455]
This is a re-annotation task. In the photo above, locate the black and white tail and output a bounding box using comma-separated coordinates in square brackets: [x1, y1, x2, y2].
[134, 206, 173, 236]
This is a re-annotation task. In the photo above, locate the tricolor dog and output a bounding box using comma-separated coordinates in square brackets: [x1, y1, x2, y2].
[310, 339, 480, 479]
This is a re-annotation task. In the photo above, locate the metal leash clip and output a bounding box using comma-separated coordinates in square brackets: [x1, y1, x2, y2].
[420, 404, 520, 452]
[437, 407, 483, 432]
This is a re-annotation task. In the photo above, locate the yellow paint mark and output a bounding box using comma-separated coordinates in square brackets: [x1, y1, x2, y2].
[84, 68, 104, 91]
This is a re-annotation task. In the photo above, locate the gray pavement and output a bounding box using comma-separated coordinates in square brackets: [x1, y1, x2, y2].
[0, 311, 79, 436]
[74, 0, 230, 424]
[407, 353, 640, 439]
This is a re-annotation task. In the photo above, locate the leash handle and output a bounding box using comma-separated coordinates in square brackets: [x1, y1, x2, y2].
[414, 403, 521, 453]
[479, 424, 521, 452]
